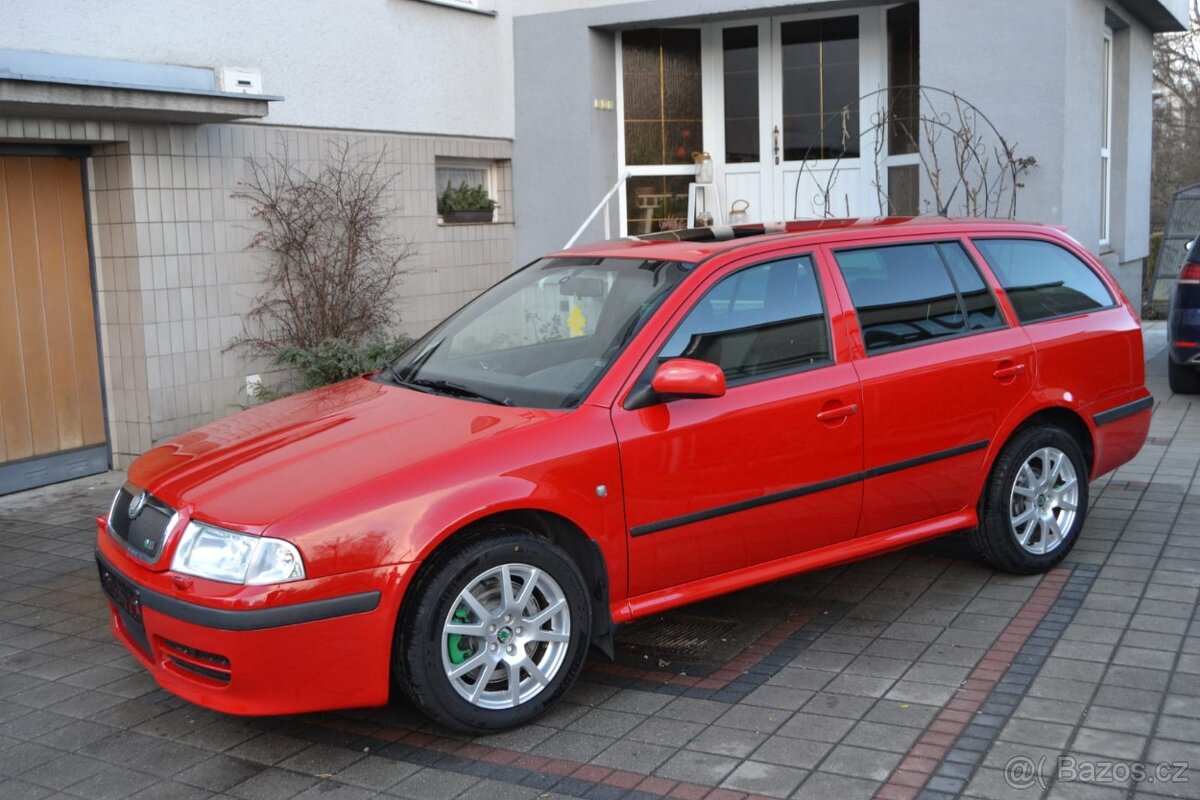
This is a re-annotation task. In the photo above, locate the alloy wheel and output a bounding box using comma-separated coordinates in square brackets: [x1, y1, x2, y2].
[440, 563, 571, 709]
[1008, 446, 1079, 555]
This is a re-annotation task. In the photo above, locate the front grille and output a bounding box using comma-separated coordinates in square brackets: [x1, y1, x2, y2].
[108, 484, 174, 562]
[160, 638, 232, 684]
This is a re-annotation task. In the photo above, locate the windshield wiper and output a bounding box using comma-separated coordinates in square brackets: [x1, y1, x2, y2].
[376, 362, 401, 385]
[406, 378, 512, 406]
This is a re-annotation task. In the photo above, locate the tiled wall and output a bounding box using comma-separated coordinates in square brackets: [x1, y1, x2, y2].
[0, 118, 515, 467]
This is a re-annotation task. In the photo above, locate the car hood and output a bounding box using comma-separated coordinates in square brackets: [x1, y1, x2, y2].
[128, 377, 561, 530]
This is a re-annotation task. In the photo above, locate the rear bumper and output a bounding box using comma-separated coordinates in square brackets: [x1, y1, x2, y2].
[1167, 294, 1200, 363]
[1087, 392, 1153, 478]
[96, 527, 413, 716]
[1168, 343, 1200, 365]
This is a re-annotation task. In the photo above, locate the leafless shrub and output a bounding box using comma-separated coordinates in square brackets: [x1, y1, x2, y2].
[229, 139, 411, 357]
[867, 86, 1036, 220]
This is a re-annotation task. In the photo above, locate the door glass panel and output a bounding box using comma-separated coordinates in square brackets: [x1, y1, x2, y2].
[625, 175, 692, 235]
[723, 26, 760, 163]
[622, 29, 703, 165]
[887, 164, 919, 215]
[781, 16, 860, 160]
[938, 243, 1004, 331]
[887, 3, 920, 156]
[659, 256, 831, 381]
[835, 243, 966, 353]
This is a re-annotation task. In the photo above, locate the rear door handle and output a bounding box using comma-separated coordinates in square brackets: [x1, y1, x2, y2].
[993, 363, 1027, 380]
[816, 403, 859, 422]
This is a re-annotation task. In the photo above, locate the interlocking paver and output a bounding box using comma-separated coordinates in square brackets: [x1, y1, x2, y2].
[0, 334, 1196, 800]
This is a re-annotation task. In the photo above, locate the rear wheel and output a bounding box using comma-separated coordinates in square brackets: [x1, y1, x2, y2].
[395, 528, 591, 732]
[1168, 358, 1200, 394]
[971, 425, 1089, 574]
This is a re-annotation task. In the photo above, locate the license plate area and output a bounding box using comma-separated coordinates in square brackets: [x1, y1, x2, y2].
[98, 559, 142, 620]
[97, 558, 152, 657]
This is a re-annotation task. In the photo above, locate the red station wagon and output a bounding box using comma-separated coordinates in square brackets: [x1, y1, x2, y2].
[96, 218, 1152, 731]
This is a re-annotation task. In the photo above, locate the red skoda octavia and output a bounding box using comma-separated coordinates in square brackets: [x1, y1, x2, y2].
[97, 218, 1152, 731]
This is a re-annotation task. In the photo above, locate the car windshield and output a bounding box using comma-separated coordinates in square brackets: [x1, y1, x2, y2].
[382, 257, 689, 408]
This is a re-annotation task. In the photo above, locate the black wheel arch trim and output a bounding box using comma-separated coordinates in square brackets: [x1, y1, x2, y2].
[1092, 395, 1153, 427]
[96, 550, 381, 631]
[630, 439, 990, 538]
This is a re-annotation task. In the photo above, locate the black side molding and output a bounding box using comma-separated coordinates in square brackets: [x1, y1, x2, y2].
[863, 440, 989, 480]
[630, 473, 862, 537]
[96, 551, 381, 631]
[630, 439, 989, 538]
[1093, 395, 1153, 427]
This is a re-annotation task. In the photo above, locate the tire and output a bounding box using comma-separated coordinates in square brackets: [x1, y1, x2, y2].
[395, 527, 591, 732]
[970, 425, 1089, 574]
[1168, 358, 1200, 394]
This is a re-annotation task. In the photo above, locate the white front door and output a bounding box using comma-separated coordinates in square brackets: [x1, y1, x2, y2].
[709, 10, 885, 224]
[615, 10, 887, 235]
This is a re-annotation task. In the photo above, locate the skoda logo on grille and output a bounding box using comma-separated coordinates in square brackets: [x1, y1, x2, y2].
[128, 491, 149, 520]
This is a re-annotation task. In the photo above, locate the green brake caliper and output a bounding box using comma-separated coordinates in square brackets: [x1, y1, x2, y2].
[447, 604, 475, 665]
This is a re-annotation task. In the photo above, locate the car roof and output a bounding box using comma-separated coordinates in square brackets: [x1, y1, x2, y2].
[550, 217, 1067, 264]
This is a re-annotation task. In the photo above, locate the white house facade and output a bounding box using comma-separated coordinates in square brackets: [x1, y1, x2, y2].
[512, 0, 1187, 307]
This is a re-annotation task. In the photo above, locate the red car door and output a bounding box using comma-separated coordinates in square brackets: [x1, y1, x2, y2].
[825, 239, 1035, 536]
[611, 251, 864, 600]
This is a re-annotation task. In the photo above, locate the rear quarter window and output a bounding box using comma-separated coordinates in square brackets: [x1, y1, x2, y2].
[973, 238, 1114, 323]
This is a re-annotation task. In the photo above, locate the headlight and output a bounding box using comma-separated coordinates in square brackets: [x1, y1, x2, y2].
[171, 521, 305, 585]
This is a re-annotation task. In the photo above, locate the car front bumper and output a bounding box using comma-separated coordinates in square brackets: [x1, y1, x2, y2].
[96, 521, 413, 716]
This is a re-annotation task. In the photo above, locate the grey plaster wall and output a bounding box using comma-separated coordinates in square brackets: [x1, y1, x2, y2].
[922, 0, 1153, 307]
[512, 26, 621, 265]
[513, 18, 606, 264]
[0, 0, 515, 139]
[920, 0, 1069, 226]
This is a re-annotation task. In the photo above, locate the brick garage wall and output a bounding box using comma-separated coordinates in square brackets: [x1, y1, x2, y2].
[0, 118, 515, 467]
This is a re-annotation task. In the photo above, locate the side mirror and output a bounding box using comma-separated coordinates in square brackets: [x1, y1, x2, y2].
[650, 358, 726, 400]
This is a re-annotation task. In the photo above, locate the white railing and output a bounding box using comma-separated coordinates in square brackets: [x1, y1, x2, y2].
[564, 171, 631, 249]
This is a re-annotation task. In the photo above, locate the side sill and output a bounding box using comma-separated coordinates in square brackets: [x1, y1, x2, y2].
[619, 509, 977, 622]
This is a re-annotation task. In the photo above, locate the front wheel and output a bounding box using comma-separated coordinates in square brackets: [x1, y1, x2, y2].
[971, 425, 1089, 574]
[395, 528, 591, 732]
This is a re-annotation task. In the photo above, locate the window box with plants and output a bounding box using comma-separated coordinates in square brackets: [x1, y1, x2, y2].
[438, 181, 498, 224]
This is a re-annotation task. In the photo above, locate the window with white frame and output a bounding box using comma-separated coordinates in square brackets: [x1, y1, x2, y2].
[1100, 28, 1113, 248]
[435, 158, 498, 223]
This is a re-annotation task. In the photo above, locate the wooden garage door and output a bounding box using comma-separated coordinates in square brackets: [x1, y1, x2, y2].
[0, 155, 107, 493]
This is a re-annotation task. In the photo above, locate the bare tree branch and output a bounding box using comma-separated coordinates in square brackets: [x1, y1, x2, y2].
[228, 139, 412, 357]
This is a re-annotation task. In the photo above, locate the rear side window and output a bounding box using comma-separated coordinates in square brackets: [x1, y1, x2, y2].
[833, 242, 1004, 354]
[973, 238, 1114, 323]
[659, 255, 830, 381]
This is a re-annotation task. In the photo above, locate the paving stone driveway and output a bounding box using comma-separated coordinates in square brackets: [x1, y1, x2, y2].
[0, 343, 1197, 800]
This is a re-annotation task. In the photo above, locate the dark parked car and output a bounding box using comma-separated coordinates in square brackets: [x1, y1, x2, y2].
[1168, 238, 1200, 393]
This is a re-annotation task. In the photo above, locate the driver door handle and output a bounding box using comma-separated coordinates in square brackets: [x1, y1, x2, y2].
[993, 363, 1027, 381]
[816, 403, 859, 422]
